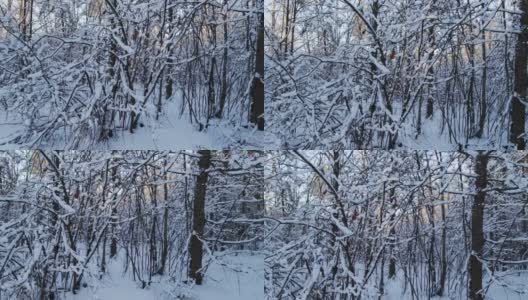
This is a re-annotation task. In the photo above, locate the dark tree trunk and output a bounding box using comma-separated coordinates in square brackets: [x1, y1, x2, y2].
[189, 150, 211, 285]
[437, 201, 447, 296]
[388, 187, 396, 279]
[110, 164, 118, 258]
[160, 166, 169, 275]
[165, 6, 174, 102]
[216, 0, 229, 119]
[250, 0, 264, 130]
[100, 0, 119, 141]
[476, 25, 487, 138]
[511, 0, 528, 150]
[469, 152, 489, 300]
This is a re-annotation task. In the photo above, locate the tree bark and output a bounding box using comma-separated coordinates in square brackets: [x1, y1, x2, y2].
[216, 0, 229, 119]
[511, 0, 528, 150]
[469, 152, 489, 300]
[160, 164, 169, 275]
[437, 200, 447, 296]
[110, 162, 118, 258]
[189, 150, 211, 285]
[476, 21, 487, 138]
[249, 1, 264, 130]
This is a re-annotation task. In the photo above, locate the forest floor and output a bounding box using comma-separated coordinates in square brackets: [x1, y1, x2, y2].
[63, 252, 264, 300]
[106, 99, 278, 150]
[0, 96, 278, 149]
[379, 268, 528, 299]
[393, 106, 512, 150]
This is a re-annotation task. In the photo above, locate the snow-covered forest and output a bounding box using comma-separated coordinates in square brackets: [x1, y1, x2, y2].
[265, 150, 528, 299]
[0, 150, 265, 299]
[266, 0, 528, 150]
[0, 0, 266, 149]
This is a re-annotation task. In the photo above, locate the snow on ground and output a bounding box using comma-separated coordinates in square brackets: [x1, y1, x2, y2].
[396, 107, 513, 151]
[105, 95, 279, 150]
[0, 94, 278, 149]
[380, 270, 528, 300]
[185, 253, 264, 300]
[63, 256, 164, 300]
[63, 252, 264, 300]
[106, 100, 215, 150]
[0, 110, 25, 149]
[106, 99, 280, 150]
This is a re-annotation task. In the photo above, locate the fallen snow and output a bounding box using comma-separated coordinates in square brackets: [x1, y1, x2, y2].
[106, 100, 215, 150]
[63, 252, 264, 300]
[63, 256, 164, 300]
[0, 110, 25, 149]
[0, 94, 277, 149]
[190, 254, 264, 300]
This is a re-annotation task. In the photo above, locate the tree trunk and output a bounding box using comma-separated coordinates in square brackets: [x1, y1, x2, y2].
[511, 0, 528, 150]
[289, 0, 297, 54]
[282, 0, 290, 55]
[189, 150, 211, 285]
[249, 1, 264, 130]
[388, 187, 396, 279]
[206, 9, 217, 125]
[165, 6, 174, 102]
[160, 165, 169, 275]
[469, 152, 489, 300]
[101, 0, 119, 140]
[216, 0, 229, 119]
[110, 163, 118, 258]
[437, 201, 447, 296]
[476, 23, 487, 138]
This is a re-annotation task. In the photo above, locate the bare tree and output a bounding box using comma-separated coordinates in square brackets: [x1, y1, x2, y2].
[189, 150, 211, 285]
[511, 0, 528, 150]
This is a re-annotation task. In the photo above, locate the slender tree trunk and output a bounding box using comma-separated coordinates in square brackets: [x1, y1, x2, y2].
[282, 0, 290, 55]
[476, 25, 487, 138]
[19, 0, 27, 40]
[425, 22, 435, 119]
[289, 0, 297, 54]
[437, 200, 447, 296]
[250, 1, 264, 130]
[388, 187, 396, 279]
[206, 8, 217, 125]
[189, 150, 211, 285]
[511, 0, 528, 150]
[165, 6, 174, 102]
[110, 163, 118, 258]
[149, 181, 158, 279]
[469, 152, 489, 300]
[216, 0, 229, 118]
[101, 0, 119, 140]
[160, 165, 169, 275]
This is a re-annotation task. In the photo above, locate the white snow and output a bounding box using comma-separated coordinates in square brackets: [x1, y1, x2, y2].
[106, 99, 215, 150]
[63, 252, 264, 300]
[0, 110, 25, 149]
[0, 93, 276, 150]
[63, 256, 164, 300]
[381, 270, 528, 300]
[188, 254, 264, 300]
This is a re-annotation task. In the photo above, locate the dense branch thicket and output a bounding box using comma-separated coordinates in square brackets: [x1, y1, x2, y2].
[0, 150, 264, 299]
[265, 150, 528, 299]
[0, 0, 264, 148]
[266, 0, 527, 150]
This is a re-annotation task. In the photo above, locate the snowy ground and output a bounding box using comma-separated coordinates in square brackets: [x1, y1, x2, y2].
[183, 254, 264, 300]
[378, 269, 528, 300]
[63, 252, 264, 300]
[105, 99, 279, 150]
[0, 96, 278, 149]
[106, 100, 215, 150]
[0, 110, 25, 148]
[392, 104, 515, 151]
